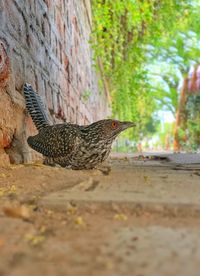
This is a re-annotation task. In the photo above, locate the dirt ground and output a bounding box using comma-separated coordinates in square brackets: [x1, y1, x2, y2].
[1, 155, 200, 276]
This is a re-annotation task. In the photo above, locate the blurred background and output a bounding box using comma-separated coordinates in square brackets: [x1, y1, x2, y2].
[91, 0, 200, 153]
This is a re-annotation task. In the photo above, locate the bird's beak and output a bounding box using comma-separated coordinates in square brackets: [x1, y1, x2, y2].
[121, 121, 136, 131]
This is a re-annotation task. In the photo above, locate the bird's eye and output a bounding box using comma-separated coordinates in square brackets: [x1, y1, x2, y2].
[111, 121, 118, 129]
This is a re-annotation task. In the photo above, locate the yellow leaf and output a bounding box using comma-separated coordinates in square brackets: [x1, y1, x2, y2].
[114, 213, 128, 221]
[74, 216, 86, 227]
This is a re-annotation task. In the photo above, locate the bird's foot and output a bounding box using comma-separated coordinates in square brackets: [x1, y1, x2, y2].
[96, 164, 111, 175]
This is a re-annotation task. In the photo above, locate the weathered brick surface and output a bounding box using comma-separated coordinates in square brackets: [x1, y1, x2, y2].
[0, 0, 109, 165]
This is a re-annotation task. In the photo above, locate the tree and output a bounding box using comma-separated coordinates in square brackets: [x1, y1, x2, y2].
[91, 0, 200, 145]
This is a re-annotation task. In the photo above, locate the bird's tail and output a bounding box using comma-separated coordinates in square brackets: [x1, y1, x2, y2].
[24, 83, 50, 131]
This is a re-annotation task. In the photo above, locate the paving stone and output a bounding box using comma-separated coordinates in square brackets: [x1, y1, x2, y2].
[40, 161, 200, 217]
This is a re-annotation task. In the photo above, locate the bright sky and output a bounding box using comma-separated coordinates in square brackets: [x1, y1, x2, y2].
[157, 110, 175, 124]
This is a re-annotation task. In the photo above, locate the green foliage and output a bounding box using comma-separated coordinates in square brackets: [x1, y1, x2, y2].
[153, 122, 174, 149]
[146, 1, 200, 117]
[147, 1, 200, 150]
[91, 0, 198, 141]
[91, 0, 200, 149]
[184, 94, 200, 151]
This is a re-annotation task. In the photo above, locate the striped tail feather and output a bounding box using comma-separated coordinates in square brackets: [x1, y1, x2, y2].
[24, 83, 50, 131]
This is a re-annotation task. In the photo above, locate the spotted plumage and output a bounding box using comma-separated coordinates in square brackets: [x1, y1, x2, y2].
[24, 83, 135, 169]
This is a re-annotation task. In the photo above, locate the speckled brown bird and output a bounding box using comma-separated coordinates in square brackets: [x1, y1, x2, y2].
[24, 83, 135, 169]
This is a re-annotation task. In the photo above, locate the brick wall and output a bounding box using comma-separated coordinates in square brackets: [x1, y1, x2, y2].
[0, 0, 109, 165]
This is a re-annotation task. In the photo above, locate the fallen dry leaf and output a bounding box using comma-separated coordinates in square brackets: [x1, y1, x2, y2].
[114, 213, 128, 221]
[0, 188, 6, 197]
[3, 203, 30, 220]
[74, 216, 86, 227]
[25, 234, 45, 246]
[46, 210, 54, 217]
[39, 226, 47, 234]
[8, 185, 17, 194]
[9, 165, 24, 170]
[0, 173, 7, 178]
[0, 185, 17, 197]
[67, 205, 77, 215]
[23, 161, 44, 167]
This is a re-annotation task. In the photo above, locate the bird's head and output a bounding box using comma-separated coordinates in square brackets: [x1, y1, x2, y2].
[84, 119, 135, 142]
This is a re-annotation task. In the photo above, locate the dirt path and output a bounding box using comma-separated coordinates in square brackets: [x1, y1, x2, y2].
[1, 156, 200, 276]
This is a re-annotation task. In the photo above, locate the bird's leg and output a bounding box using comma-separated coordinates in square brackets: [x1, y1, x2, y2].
[96, 163, 112, 175]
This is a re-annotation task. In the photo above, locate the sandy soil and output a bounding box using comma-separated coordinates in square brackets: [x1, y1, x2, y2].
[1, 157, 200, 276]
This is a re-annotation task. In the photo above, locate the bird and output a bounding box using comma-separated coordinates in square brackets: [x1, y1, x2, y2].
[24, 83, 135, 170]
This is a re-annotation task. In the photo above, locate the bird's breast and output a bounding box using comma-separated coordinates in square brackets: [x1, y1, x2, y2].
[70, 141, 112, 169]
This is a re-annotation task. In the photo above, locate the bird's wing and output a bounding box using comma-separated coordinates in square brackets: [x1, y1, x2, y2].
[27, 124, 81, 157]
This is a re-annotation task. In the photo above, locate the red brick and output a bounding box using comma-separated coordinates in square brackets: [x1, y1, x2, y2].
[45, 81, 54, 112]
[42, 16, 50, 42]
[0, 41, 10, 87]
[55, 8, 64, 38]
[4, 1, 27, 43]
[0, 0, 109, 165]
[11, 51, 24, 92]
